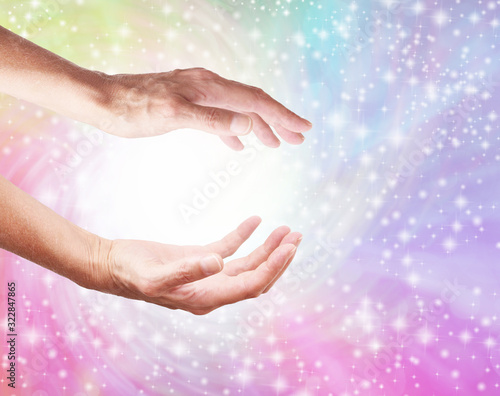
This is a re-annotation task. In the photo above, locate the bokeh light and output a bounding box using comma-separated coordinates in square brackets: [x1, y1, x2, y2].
[1, 0, 500, 395]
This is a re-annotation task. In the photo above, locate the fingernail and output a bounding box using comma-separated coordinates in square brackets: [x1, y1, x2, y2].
[296, 235, 303, 245]
[304, 119, 313, 128]
[230, 114, 253, 135]
[201, 254, 222, 275]
[287, 246, 297, 260]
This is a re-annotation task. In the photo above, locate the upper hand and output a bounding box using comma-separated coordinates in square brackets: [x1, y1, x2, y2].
[100, 216, 302, 314]
[98, 68, 312, 150]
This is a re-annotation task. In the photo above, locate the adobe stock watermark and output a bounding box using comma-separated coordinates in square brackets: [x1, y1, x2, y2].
[443, 72, 500, 131]
[383, 128, 446, 186]
[179, 136, 267, 224]
[26, 318, 103, 396]
[352, 278, 466, 391]
[20, 319, 79, 392]
[21, 288, 123, 395]
[340, 0, 411, 60]
[20, 0, 71, 36]
[50, 125, 104, 182]
[384, 71, 500, 186]
[226, 234, 339, 347]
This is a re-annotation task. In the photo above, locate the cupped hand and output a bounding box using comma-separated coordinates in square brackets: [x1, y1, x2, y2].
[103, 216, 302, 314]
[100, 68, 312, 149]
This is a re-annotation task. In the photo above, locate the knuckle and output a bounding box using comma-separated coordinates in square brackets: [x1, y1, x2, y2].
[253, 87, 268, 100]
[190, 67, 215, 79]
[168, 68, 183, 78]
[186, 87, 208, 103]
[203, 108, 223, 130]
[175, 261, 194, 285]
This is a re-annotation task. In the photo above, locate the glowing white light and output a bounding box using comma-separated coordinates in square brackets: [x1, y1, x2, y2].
[433, 10, 449, 26]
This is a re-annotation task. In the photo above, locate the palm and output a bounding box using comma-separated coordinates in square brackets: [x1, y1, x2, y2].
[109, 217, 302, 314]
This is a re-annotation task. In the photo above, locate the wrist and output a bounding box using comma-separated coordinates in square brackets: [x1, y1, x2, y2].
[77, 231, 117, 293]
[68, 68, 118, 132]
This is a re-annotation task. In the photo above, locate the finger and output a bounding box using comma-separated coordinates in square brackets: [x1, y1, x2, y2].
[262, 234, 302, 293]
[142, 254, 224, 295]
[203, 79, 313, 133]
[165, 253, 224, 289]
[180, 100, 253, 136]
[223, 225, 291, 275]
[206, 216, 262, 258]
[219, 135, 244, 151]
[274, 124, 305, 145]
[209, 244, 297, 307]
[246, 112, 281, 148]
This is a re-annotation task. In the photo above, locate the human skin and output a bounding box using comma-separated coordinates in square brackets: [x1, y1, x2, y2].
[0, 25, 309, 314]
[0, 26, 312, 149]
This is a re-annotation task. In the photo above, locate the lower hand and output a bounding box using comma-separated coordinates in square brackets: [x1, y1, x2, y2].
[100, 216, 302, 314]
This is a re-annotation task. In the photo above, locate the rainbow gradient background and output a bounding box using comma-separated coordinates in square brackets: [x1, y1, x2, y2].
[1, 0, 500, 395]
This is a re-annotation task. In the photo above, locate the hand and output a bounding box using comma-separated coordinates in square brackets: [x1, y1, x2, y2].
[102, 217, 302, 314]
[0, 28, 311, 149]
[101, 68, 312, 149]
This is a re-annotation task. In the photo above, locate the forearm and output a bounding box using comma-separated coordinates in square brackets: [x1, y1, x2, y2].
[0, 25, 111, 128]
[1, 25, 312, 144]
[0, 175, 113, 292]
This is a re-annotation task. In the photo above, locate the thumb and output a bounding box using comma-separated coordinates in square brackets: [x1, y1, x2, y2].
[166, 253, 224, 288]
[182, 102, 253, 136]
